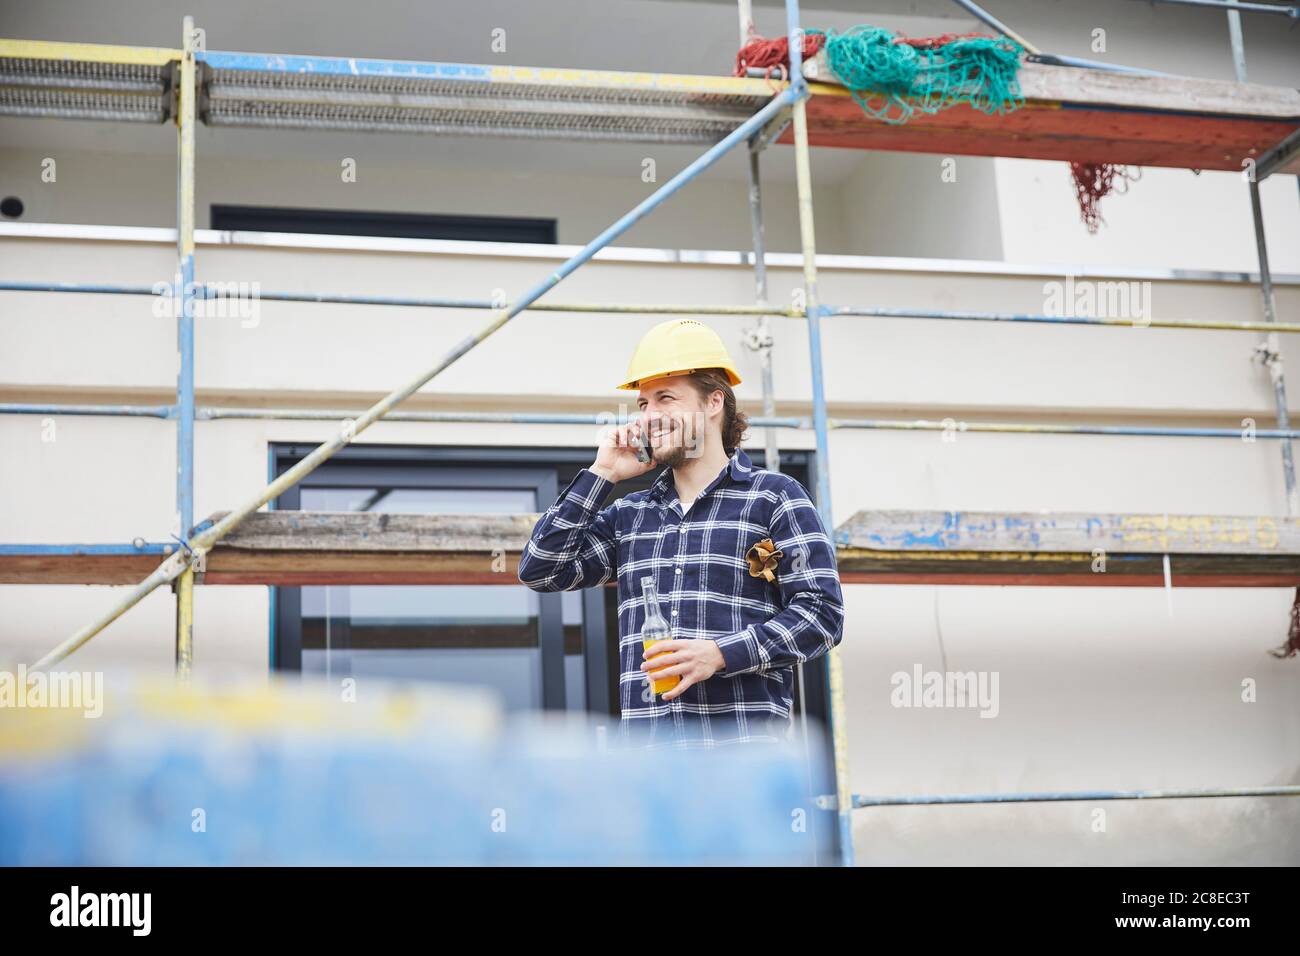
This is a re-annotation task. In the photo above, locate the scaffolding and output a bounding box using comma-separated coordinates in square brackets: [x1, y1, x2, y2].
[3, 0, 1300, 866]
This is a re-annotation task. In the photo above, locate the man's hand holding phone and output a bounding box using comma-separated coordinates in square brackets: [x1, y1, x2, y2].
[591, 419, 658, 484]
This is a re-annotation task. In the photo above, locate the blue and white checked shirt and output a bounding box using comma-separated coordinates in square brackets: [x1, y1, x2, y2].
[518, 446, 845, 749]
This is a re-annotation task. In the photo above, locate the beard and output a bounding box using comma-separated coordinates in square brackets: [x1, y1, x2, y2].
[654, 442, 688, 469]
[650, 416, 700, 469]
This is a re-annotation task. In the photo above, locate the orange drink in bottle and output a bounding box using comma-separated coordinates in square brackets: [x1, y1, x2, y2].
[640, 576, 679, 695]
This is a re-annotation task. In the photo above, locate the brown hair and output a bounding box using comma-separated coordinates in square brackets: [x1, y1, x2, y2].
[686, 369, 749, 456]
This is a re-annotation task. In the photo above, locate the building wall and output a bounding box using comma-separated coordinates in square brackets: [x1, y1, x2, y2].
[2, 230, 1299, 863]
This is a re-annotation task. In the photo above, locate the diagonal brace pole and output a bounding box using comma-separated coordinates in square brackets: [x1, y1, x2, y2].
[30, 83, 803, 671]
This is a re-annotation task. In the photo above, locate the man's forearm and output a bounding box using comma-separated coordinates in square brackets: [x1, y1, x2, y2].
[517, 469, 617, 592]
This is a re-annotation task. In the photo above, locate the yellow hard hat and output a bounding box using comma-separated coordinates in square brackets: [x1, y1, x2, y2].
[616, 318, 743, 391]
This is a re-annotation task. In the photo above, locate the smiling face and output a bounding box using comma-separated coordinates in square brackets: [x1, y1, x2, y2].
[636, 373, 722, 468]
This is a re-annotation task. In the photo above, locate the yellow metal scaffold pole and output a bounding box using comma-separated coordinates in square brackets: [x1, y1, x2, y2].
[173, 16, 197, 680]
[784, 8, 856, 868]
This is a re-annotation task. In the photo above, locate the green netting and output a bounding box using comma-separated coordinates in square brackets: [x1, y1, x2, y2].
[809, 26, 1025, 125]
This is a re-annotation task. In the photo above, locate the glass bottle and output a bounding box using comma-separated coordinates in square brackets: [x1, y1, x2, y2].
[640, 576, 679, 696]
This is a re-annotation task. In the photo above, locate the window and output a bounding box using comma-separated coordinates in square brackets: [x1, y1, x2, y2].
[211, 205, 557, 244]
[271, 447, 599, 714]
[298, 485, 552, 708]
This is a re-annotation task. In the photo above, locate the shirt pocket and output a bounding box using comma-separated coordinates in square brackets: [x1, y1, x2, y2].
[737, 532, 783, 610]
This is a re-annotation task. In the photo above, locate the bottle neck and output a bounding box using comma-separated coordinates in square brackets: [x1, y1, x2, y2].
[642, 582, 664, 622]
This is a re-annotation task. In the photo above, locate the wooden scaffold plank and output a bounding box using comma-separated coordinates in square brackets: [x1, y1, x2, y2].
[794, 56, 1300, 173]
[6, 509, 1300, 587]
[836, 510, 1300, 586]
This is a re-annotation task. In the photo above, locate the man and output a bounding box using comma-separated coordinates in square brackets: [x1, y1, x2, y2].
[518, 318, 845, 749]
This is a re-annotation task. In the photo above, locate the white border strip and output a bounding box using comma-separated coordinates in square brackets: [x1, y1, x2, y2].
[1, 220, 1296, 286]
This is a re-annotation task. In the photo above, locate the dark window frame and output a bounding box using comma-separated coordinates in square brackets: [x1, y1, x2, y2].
[212, 204, 557, 244]
[269, 448, 582, 712]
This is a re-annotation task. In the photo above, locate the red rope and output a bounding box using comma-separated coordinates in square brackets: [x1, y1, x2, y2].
[734, 32, 826, 80]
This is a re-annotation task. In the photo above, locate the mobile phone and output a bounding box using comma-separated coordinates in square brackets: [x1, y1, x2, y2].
[634, 419, 653, 463]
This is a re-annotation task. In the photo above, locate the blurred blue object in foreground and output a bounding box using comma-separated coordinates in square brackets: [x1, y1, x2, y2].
[0, 673, 828, 865]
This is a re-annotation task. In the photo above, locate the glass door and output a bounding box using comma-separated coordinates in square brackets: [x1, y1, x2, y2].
[272, 452, 597, 714]
[298, 485, 546, 710]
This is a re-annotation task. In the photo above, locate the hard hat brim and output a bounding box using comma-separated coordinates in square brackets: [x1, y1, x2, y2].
[616, 366, 742, 390]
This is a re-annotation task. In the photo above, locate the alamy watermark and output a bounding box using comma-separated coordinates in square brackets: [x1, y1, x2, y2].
[50, 886, 150, 935]
[0, 665, 103, 718]
[152, 273, 262, 328]
[890, 664, 999, 718]
[1043, 274, 1152, 327]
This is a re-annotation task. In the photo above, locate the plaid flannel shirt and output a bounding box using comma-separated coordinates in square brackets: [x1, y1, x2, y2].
[518, 446, 845, 749]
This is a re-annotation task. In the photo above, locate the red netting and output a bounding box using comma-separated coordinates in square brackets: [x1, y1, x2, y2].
[1271, 588, 1300, 659]
[1069, 162, 1142, 234]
